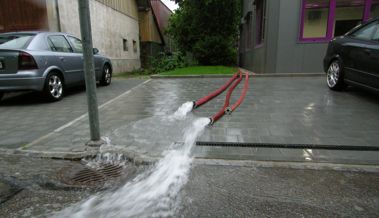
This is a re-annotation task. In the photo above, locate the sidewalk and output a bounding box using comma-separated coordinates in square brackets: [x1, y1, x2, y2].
[16, 75, 379, 171]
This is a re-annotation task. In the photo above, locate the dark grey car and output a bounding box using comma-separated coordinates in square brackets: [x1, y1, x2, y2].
[323, 16, 379, 94]
[0, 31, 112, 101]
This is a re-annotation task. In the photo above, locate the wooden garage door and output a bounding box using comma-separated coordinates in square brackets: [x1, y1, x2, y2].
[0, 0, 47, 33]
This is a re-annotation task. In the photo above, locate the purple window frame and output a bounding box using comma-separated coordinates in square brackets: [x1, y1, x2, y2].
[255, 0, 266, 47]
[299, 0, 377, 42]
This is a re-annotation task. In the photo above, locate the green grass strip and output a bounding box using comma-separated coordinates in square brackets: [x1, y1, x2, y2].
[159, 66, 237, 75]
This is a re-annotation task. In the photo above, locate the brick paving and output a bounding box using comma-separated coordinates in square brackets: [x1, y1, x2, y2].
[2, 75, 379, 167]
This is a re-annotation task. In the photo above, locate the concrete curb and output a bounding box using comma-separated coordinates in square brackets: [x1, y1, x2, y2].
[150, 73, 325, 79]
[3, 148, 378, 173]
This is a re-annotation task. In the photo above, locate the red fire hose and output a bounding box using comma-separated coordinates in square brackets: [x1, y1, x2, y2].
[193, 73, 239, 108]
[192, 69, 249, 125]
[210, 71, 243, 124]
[225, 73, 249, 114]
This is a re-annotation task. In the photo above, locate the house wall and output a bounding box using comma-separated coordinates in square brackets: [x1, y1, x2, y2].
[139, 11, 163, 44]
[276, 1, 327, 74]
[56, 0, 140, 75]
[0, 0, 48, 33]
[240, 0, 267, 73]
[240, 0, 329, 74]
[265, 0, 280, 74]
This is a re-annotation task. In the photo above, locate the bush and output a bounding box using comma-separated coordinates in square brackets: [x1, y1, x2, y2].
[192, 35, 237, 66]
[147, 51, 197, 74]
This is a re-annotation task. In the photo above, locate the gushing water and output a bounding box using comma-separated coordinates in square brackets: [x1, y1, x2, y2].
[168, 101, 194, 121]
[53, 102, 210, 217]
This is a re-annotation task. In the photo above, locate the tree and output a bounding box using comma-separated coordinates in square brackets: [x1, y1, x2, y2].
[165, 0, 240, 66]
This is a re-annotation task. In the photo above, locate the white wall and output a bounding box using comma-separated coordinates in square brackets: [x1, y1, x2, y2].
[57, 0, 141, 74]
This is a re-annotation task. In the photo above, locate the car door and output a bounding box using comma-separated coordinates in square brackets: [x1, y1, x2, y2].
[344, 21, 378, 86]
[67, 36, 103, 81]
[361, 23, 379, 90]
[47, 35, 83, 85]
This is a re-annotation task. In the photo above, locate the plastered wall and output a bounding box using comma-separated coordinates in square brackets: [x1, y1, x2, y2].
[56, 0, 141, 74]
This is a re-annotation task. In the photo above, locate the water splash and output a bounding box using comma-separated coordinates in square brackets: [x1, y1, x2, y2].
[103, 101, 196, 150]
[168, 101, 194, 121]
[53, 103, 210, 218]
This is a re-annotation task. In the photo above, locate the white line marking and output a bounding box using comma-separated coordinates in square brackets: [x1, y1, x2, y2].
[54, 79, 151, 132]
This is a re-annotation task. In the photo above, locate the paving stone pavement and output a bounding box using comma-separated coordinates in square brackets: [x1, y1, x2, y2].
[15, 75, 379, 169]
[0, 79, 146, 149]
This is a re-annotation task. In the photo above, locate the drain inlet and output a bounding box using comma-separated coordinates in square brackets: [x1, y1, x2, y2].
[59, 162, 134, 186]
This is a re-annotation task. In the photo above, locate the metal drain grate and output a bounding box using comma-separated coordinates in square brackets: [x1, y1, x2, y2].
[196, 141, 379, 151]
[59, 162, 134, 186]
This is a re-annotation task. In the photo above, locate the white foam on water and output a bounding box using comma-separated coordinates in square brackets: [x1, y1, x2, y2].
[53, 102, 209, 218]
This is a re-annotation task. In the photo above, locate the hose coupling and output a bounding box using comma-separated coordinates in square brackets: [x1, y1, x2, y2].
[192, 100, 197, 109]
[225, 107, 232, 115]
[209, 117, 214, 125]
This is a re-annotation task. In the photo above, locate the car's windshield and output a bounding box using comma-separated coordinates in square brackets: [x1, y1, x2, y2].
[0, 34, 35, 49]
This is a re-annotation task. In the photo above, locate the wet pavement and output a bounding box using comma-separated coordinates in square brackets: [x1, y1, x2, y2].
[7, 75, 378, 169]
[0, 79, 146, 149]
[0, 154, 378, 217]
[1, 75, 379, 217]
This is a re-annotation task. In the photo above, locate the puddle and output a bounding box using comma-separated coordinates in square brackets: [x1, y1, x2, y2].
[53, 102, 210, 217]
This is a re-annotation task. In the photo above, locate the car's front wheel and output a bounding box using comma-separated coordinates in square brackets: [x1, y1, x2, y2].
[100, 64, 111, 86]
[44, 72, 64, 102]
[326, 60, 348, 91]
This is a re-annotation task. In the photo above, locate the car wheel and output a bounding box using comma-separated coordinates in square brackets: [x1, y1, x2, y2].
[0, 92, 3, 101]
[100, 64, 111, 86]
[326, 60, 348, 91]
[44, 72, 64, 102]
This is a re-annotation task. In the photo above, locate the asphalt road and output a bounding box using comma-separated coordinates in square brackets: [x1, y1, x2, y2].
[0, 78, 147, 149]
[0, 154, 378, 217]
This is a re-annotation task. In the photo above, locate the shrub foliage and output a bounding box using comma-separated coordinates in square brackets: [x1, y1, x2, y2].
[166, 0, 240, 66]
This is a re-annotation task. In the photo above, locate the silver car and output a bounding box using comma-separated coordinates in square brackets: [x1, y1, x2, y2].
[0, 31, 112, 101]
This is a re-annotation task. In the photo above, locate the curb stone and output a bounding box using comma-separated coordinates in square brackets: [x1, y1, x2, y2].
[150, 73, 325, 79]
[4, 148, 379, 173]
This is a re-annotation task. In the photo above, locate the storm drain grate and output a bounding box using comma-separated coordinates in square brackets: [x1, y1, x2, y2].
[59, 162, 134, 186]
[196, 141, 379, 151]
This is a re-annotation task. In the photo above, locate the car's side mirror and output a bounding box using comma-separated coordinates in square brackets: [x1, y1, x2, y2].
[93, 48, 99, 54]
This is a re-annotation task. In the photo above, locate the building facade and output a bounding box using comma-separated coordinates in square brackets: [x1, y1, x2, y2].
[1, 0, 141, 75]
[50, 0, 141, 75]
[239, 0, 379, 74]
[139, 0, 175, 68]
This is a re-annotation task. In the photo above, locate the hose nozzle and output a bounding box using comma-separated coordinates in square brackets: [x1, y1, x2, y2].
[209, 117, 214, 125]
[192, 100, 197, 109]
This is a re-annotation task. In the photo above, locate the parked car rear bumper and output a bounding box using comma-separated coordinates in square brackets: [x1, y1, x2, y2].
[0, 70, 45, 92]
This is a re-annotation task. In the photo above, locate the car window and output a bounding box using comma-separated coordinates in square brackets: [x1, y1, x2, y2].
[47, 35, 73, 52]
[349, 21, 378, 40]
[0, 35, 34, 49]
[372, 27, 379, 42]
[68, 36, 83, 53]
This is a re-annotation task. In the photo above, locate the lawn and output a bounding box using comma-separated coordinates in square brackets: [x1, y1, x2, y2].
[114, 66, 238, 78]
[159, 66, 237, 75]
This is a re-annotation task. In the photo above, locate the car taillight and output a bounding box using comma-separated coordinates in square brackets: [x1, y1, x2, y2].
[18, 52, 38, 70]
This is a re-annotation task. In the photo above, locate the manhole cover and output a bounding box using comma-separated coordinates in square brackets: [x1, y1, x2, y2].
[59, 161, 134, 186]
